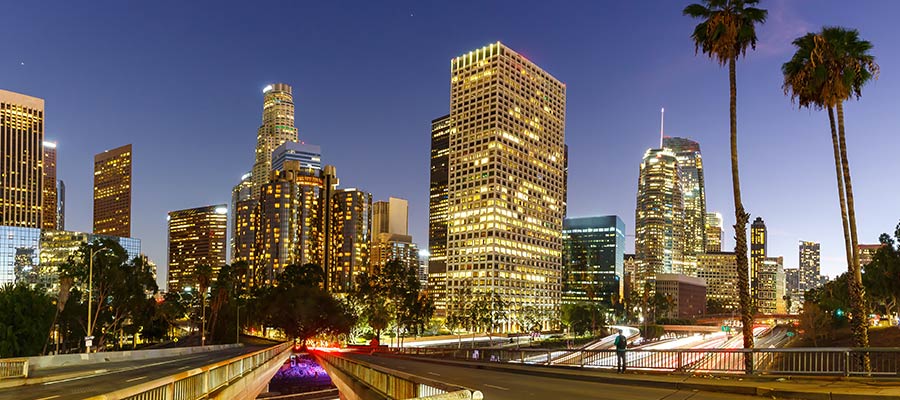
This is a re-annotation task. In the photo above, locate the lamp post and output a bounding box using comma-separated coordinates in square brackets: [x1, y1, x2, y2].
[86, 245, 107, 353]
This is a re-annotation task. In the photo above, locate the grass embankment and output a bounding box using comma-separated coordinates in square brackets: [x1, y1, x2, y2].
[794, 326, 900, 347]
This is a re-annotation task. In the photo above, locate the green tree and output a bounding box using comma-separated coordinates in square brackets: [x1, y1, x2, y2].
[684, 0, 767, 373]
[0, 284, 55, 357]
[352, 259, 432, 347]
[862, 226, 900, 318]
[799, 302, 831, 346]
[782, 27, 879, 366]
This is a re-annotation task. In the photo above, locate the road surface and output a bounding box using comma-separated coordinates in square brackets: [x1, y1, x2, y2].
[0, 346, 267, 400]
[345, 353, 782, 400]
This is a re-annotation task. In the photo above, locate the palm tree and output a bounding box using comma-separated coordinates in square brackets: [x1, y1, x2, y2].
[684, 0, 766, 373]
[783, 27, 878, 370]
[195, 264, 213, 346]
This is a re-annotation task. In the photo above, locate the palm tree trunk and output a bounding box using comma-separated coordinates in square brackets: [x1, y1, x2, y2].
[836, 102, 870, 372]
[828, 106, 854, 289]
[728, 57, 754, 374]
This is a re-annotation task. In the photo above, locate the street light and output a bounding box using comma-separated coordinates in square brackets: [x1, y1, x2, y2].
[86, 244, 109, 353]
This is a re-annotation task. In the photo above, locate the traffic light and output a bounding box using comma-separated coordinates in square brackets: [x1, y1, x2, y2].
[836, 308, 844, 317]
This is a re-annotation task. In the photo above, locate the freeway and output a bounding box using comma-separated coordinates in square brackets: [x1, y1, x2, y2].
[0, 346, 266, 400]
[345, 353, 778, 400]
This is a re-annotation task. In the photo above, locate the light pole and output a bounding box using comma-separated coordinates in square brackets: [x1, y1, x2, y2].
[86, 245, 107, 353]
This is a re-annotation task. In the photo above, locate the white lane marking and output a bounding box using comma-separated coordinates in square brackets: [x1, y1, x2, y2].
[427, 372, 441, 376]
[42, 354, 205, 385]
[126, 375, 148, 382]
[34, 396, 61, 400]
[42, 369, 108, 385]
[484, 384, 509, 391]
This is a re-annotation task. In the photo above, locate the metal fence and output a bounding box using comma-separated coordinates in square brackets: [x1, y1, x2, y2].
[388, 346, 900, 377]
[0, 358, 28, 379]
[315, 351, 484, 399]
[79, 341, 292, 400]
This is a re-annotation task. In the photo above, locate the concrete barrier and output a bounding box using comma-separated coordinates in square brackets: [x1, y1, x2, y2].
[23, 343, 242, 373]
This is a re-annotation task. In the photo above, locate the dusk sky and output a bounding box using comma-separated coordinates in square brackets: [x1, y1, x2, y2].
[3, 0, 898, 289]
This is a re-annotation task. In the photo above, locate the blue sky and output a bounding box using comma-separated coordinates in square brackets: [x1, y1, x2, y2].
[2, 0, 898, 288]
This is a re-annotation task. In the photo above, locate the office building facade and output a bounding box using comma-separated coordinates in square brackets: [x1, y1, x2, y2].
[251, 83, 297, 199]
[655, 274, 707, 319]
[662, 137, 706, 262]
[166, 205, 228, 293]
[330, 189, 372, 293]
[697, 251, 739, 311]
[1, 90, 44, 228]
[93, 144, 132, 237]
[38, 230, 141, 295]
[798, 240, 820, 291]
[758, 256, 785, 314]
[561, 216, 625, 307]
[230, 172, 254, 263]
[635, 148, 684, 293]
[750, 217, 767, 297]
[56, 180, 65, 230]
[272, 142, 321, 172]
[705, 212, 723, 253]
[428, 114, 451, 315]
[446, 43, 567, 332]
[373, 197, 409, 237]
[858, 244, 883, 267]
[41, 141, 58, 230]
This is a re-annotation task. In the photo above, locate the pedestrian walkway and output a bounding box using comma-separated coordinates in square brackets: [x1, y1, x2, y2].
[383, 353, 900, 399]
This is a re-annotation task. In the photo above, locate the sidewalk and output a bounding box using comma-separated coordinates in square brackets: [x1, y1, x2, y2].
[380, 354, 900, 400]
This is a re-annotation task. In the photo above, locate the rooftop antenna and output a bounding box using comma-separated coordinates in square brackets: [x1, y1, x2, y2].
[660, 107, 665, 148]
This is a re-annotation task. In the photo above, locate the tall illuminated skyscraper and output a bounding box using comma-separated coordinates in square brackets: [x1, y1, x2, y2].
[251, 83, 297, 199]
[705, 212, 723, 252]
[230, 172, 254, 263]
[42, 141, 58, 230]
[93, 144, 132, 237]
[750, 217, 767, 296]
[330, 188, 372, 293]
[445, 42, 567, 332]
[798, 240, 820, 291]
[757, 256, 785, 314]
[662, 137, 706, 261]
[635, 148, 684, 294]
[562, 216, 625, 307]
[167, 205, 227, 293]
[0, 89, 44, 228]
[428, 114, 451, 315]
[56, 180, 65, 230]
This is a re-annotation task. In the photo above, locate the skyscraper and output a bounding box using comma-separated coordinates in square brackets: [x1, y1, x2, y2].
[561, 216, 625, 307]
[705, 212, 723, 253]
[1, 89, 44, 228]
[428, 114, 451, 316]
[446, 42, 567, 332]
[230, 172, 254, 263]
[750, 217, 767, 296]
[798, 240, 821, 291]
[56, 180, 65, 230]
[251, 83, 297, 199]
[330, 188, 371, 293]
[167, 205, 228, 293]
[757, 256, 785, 314]
[635, 148, 684, 293]
[272, 142, 321, 172]
[662, 137, 707, 261]
[697, 251, 739, 311]
[321, 165, 339, 288]
[373, 197, 408, 236]
[93, 144, 132, 237]
[42, 141, 58, 230]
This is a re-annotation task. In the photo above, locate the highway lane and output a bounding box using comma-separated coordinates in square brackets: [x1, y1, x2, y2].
[346, 353, 779, 400]
[0, 346, 268, 400]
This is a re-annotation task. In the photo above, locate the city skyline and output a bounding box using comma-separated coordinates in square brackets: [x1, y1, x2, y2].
[3, 1, 899, 289]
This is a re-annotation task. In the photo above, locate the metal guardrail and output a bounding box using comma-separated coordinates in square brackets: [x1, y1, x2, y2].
[84, 341, 292, 400]
[315, 351, 483, 400]
[389, 346, 900, 377]
[0, 359, 28, 379]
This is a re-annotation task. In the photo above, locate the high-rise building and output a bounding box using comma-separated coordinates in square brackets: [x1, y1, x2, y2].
[330, 188, 372, 293]
[757, 256, 785, 314]
[561, 216, 625, 307]
[697, 251, 739, 311]
[230, 172, 254, 263]
[798, 241, 820, 291]
[662, 137, 706, 261]
[37, 230, 141, 295]
[858, 244, 884, 267]
[373, 197, 408, 236]
[251, 83, 297, 199]
[428, 114, 451, 316]
[655, 274, 707, 319]
[41, 141, 58, 230]
[635, 148, 684, 294]
[784, 267, 802, 313]
[93, 144, 132, 237]
[705, 212, 723, 253]
[446, 42, 567, 332]
[0, 226, 40, 286]
[623, 253, 637, 301]
[272, 142, 321, 172]
[320, 165, 339, 288]
[56, 180, 65, 230]
[1, 90, 44, 228]
[167, 205, 228, 293]
[750, 217, 767, 297]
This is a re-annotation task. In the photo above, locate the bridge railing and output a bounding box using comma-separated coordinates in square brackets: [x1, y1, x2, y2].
[314, 351, 483, 400]
[388, 347, 900, 377]
[84, 341, 292, 400]
[0, 359, 27, 379]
